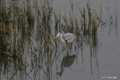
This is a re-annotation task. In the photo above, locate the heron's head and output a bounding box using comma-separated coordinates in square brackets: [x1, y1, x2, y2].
[54, 32, 62, 39]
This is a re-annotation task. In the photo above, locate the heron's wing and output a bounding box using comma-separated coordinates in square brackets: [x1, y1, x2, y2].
[63, 33, 75, 43]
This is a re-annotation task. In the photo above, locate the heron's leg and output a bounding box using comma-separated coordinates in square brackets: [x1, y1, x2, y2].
[66, 44, 69, 54]
[67, 44, 69, 49]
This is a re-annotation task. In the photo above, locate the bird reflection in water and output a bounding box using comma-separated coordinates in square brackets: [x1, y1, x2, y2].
[56, 54, 76, 76]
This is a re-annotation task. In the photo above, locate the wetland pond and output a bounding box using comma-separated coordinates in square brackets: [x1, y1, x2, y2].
[0, 0, 120, 80]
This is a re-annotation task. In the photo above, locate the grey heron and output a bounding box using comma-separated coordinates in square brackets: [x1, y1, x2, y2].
[54, 32, 75, 47]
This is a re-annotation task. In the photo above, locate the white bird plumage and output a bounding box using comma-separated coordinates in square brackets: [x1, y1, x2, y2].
[54, 32, 75, 46]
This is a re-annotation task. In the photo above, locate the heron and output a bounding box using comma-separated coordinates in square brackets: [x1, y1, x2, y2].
[54, 32, 75, 51]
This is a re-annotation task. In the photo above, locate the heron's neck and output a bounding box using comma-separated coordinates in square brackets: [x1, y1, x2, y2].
[60, 34, 63, 40]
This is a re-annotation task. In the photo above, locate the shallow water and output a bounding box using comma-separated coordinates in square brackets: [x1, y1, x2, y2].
[53, 0, 120, 80]
[0, 0, 120, 80]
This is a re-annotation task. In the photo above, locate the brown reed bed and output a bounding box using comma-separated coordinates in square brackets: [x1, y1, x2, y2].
[0, 0, 114, 55]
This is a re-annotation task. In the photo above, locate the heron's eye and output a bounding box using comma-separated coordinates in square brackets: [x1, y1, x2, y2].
[57, 32, 61, 35]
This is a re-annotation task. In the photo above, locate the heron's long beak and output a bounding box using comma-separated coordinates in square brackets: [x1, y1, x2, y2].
[54, 35, 59, 39]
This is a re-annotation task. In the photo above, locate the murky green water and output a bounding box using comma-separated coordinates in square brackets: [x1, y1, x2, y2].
[0, 0, 120, 80]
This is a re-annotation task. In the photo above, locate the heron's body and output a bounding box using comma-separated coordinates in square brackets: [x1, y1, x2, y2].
[54, 32, 75, 46]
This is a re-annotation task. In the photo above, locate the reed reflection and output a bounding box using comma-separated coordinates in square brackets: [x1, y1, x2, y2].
[0, 52, 30, 80]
